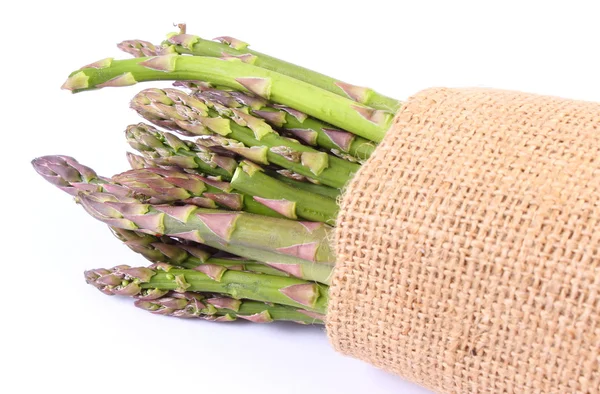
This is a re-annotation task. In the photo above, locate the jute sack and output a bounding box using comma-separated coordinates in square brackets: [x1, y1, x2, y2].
[327, 88, 600, 394]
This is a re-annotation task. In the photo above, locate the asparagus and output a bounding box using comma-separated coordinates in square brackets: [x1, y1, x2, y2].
[229, 160, 338, 224]
[113, 167, 291, 218]
[77, 190, 334, 283]
[189, 85, 376, 161]
[32, 156, 323, 279]
[147, 27, 401, 113]
[62, 56, 392, 142]
[126, 123, 341, 199]
[85, 263, 329, 313]
[32, 154, 284, 217]
[126, 123, 236, 180]
[117, 39, 158, 58]
[110, 227, 294, 277]
[134, 291, 325, 324]
[131, 88, 360, 188]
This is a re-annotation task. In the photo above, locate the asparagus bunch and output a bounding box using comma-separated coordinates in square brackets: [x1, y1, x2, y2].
[130, 87, 360, 188]
[125, 123, 340, 223]
[178, 82, 376, 162]
[125, 124, 341, 199]
[36, 25, 402, 327]
[33, 155, 335, 283]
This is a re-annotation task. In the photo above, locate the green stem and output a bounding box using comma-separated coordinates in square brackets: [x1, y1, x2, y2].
[147, 270, 327, 312]
[63, 56, 392, 142]
[86, 265, 329, 313]
[231, 162, 338, 224]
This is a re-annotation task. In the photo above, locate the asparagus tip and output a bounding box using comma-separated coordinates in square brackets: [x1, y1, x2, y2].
[61, 71, 89, 91]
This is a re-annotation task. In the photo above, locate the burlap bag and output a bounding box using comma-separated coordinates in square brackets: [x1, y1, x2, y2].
[327, 88, 600, 394]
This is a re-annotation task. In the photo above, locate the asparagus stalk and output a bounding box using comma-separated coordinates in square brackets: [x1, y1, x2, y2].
[229, 161, 338, 224]
[110, 227, 294, 277]
[191, 86, 376, 161]
[113, 167, 291, 218]
[126, 123, 341, 199]
[134, 291, 325, 324]
[30, 154, 117, 196]
[31, 154, 285, 218]
[85, 263, 329, 313]
[62, 56, 392, 142]
[131, 88, 360, 188]
[149, 28, 401, 113]
[77, 191, 334, 283]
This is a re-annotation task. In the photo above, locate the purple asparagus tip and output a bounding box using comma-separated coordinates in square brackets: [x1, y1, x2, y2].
[32, 155, 100, 195]
[117, 40, 158, 57]
[84, 265, 156, 296]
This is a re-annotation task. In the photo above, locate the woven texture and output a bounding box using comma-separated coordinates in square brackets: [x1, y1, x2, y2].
[327, 88, 600, 394]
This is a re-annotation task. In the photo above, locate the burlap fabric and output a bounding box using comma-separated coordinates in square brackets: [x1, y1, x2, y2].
[327, 88, 600, 394]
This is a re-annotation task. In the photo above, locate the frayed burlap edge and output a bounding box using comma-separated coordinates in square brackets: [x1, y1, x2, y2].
[327, 87, 600, 394]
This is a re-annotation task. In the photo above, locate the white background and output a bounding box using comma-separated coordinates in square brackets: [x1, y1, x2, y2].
[2, 1, 600, 393]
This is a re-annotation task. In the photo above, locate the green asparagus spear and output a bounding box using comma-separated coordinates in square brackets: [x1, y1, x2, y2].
[85, 263, 329, 313]
[110, 227, 295, 277]
[62, 56, 391, 142]
[134, 291, 325, 324]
